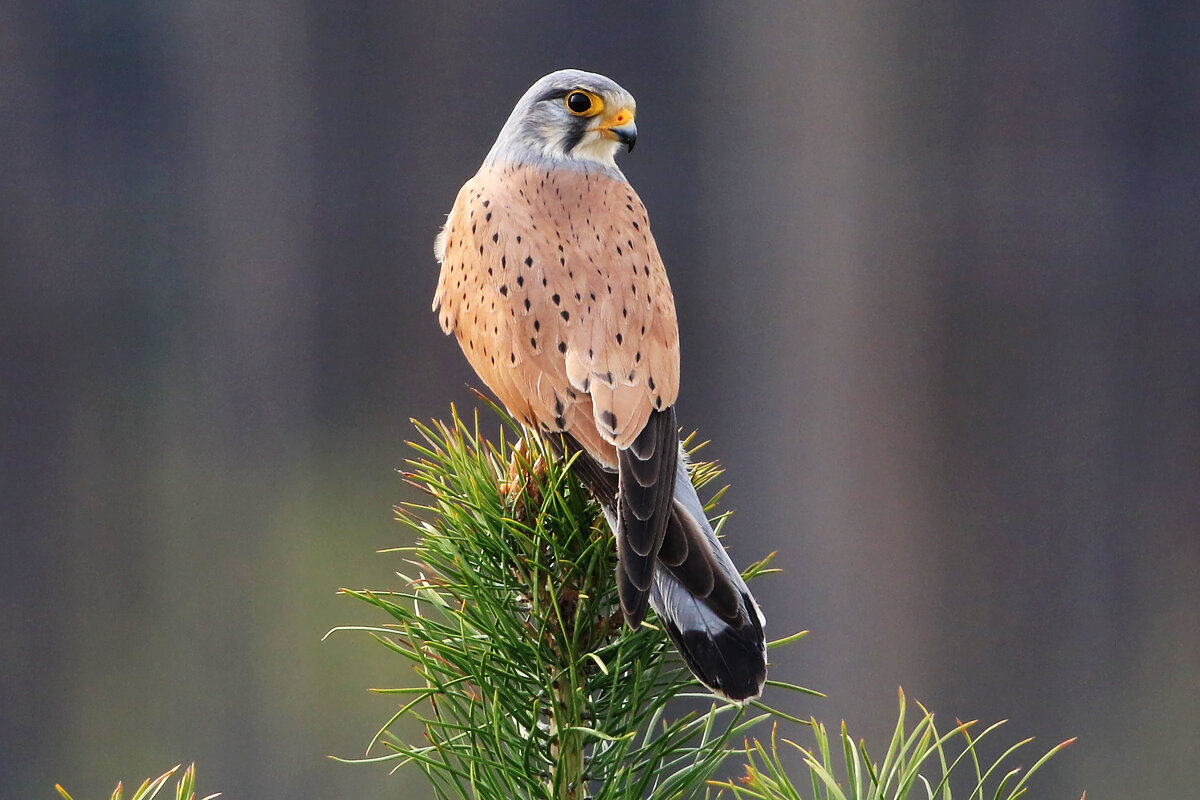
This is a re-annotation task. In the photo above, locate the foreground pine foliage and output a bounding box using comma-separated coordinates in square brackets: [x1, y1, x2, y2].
[712, 689, 1076, 800]
[49, 408, 1075, 798]
[333, 406, 805, 799]
[333, 404, 1075, 799]
[55, 764, 217, 800]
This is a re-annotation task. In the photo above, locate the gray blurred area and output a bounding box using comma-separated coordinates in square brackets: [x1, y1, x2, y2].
[2, 2, 1197, 798]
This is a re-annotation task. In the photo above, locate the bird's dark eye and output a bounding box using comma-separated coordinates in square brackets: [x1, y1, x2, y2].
[566, 91, 595, 115]
[566, 92, 592, 113]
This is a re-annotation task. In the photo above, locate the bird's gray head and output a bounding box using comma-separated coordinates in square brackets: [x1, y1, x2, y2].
[484, 69, 638, 173]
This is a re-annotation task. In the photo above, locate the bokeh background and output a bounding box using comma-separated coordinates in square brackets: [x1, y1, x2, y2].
[3, 2, 1198, 797]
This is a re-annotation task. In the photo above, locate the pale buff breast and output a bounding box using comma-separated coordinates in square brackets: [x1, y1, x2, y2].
[434, 163, 680, 466]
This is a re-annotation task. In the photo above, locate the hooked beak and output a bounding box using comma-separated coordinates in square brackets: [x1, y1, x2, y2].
[597, 107, 637, 152]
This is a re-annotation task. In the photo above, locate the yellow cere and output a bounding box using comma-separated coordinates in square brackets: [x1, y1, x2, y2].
[605, 108, 633, 127]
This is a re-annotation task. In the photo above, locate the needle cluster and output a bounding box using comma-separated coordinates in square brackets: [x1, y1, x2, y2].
[333, 404, 1073, 800]
[335, 406, 781, 799]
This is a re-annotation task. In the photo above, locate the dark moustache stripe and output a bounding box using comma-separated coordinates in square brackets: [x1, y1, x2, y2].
[561, 117, 589, 153]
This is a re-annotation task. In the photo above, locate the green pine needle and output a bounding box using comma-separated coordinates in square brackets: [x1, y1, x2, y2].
[332, 404, 808, 799]
[709, 688, 1075, 800]
[50, 406, 1075, 800]
[55, 764, 218, 800]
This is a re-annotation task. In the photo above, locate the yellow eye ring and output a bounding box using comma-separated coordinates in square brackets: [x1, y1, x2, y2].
[564, 90, 604, 117]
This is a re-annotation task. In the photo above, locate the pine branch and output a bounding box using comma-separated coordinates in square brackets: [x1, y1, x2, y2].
[48, 413, 1076, 799]
[55, 764, 218, 800]
[332, 403, 1074, 799]
[332, 405, 789, 798]
[711, 689, 1078, 800]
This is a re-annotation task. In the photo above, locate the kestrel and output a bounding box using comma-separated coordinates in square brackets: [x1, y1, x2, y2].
[433, 69, 766, 700]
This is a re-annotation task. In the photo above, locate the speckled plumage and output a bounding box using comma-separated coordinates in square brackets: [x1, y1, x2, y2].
[433, 70, 767, 701]
[435, 162, 679, 460]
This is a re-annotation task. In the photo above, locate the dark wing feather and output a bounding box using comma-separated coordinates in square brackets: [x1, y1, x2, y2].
[614, 406, 678, 624]
[662, 501, 739, 623]
[554, 423, 739, 626]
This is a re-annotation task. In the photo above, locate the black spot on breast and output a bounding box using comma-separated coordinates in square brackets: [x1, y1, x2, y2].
[525, 256, 533, 267]
[561, 310, 569, 322]
[558, 341, 567, 354]
[552, 294, 561, 305]
[616, 333, 623, 345]
[600, 410, 617, 430]
[648, 376, 656, 391]
[500, 285, 508, 296]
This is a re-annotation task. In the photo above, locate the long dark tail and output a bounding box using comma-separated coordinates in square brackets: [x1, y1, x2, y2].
[649, 453, 767, 701]
[555, 414, 768, 701]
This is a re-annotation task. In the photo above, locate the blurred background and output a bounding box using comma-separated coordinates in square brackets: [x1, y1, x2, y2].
[2, 2, 1197, 797]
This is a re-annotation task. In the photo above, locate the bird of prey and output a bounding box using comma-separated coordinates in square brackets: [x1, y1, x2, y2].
[433, 69, 766, 701]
